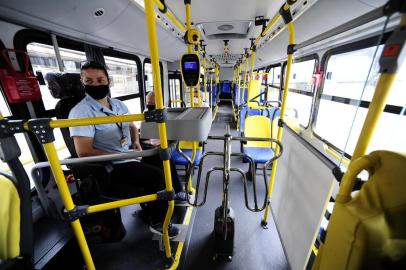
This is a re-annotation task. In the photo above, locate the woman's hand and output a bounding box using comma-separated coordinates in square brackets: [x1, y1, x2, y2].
[133, 142, 143, 151]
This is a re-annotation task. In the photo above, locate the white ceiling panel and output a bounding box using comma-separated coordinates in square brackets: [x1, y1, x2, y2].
[0, 0, 389, 65]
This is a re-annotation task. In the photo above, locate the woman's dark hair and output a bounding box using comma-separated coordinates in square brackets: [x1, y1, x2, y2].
[80, 61, 109, 78]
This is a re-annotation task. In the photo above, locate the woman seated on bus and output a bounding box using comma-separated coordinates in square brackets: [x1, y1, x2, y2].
[68, 61, 183, 238]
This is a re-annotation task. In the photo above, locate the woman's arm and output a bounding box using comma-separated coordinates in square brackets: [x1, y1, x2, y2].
[73, 136, 114, 157]
[129, 122, 142, 151]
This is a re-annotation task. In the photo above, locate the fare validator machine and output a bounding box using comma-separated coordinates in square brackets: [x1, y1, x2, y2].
[181, 53, 200, 87]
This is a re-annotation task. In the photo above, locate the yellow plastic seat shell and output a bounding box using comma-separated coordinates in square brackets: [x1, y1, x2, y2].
[313, 151, 406, 270]
[244, 116, 272, 148]
[0, 175, 21, 260]
[247, 80, 261, 109]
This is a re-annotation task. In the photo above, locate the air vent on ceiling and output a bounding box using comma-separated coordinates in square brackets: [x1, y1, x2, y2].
[197, 21, 251, 40]
[93, 8, 105, 18]
[217, 24, 234, 31]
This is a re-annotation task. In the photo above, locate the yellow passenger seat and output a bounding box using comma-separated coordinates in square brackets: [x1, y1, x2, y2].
[313, 151, 406, 270]
[247, 80, 262, 109]
[0, 174, 21, 260]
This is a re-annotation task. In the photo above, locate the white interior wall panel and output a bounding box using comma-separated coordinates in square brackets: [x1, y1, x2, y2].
[271, 128, 335, 270]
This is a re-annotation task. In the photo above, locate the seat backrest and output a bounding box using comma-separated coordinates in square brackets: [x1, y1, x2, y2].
[247, 80, 261, 108]
[244, 116, 271, 148]
[45, 73, 85, 158]
[0, 174, 20, 260]
[314, 150, 406, 270]
[179, 141, 203, 150]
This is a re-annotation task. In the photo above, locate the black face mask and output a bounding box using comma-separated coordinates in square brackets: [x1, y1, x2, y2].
[147, 105, 156, 111]
[84, 85, 110, 100]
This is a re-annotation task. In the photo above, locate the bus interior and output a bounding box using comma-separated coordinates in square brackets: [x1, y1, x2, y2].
[0, 0, 405, 269]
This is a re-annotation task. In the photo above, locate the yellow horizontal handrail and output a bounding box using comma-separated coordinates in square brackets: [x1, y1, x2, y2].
[152, 0, 186, 33]
[21, 114, 145, 130]
[87, 194, 158, 214]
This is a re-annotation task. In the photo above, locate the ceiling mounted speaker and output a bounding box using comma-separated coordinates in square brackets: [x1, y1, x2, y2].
[217, 24, 234, 31]
[93, 8, 105, 18]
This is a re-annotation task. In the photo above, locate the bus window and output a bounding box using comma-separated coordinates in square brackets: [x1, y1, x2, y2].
[123, 98, 142, 114]
[143, 59, 164, 102]
[266, 64, 281, 102]
[0, 87, 11, 117]
[169, 77, 182, 107]
[104, 55, 139, 98]
[27, 43, 86, 111]
[144, 62, 153, 93]
[314, 45, 406, 156]
[284, 58, 317, 127]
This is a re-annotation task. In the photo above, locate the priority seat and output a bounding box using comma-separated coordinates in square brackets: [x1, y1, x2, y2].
[242, 116, 274, 164]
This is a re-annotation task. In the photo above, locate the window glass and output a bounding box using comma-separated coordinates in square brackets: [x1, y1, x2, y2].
[284, 59, 316, 127]
[266, 66, 281, 102]
[123, 98, 142, 114]
[104, 56, 139, 97]
[169, 78, 182, 107]
[27, 43, 86, 110]
[0, 87, 11, 117]
[144, 62, 154, 93]
[315, 45, 406, 155]
[273, 66, 281, 87]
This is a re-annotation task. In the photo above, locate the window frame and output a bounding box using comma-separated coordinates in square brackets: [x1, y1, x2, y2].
[168, 72, 183, 108]
[282, 54, 319, 129]
[265, 63, 282, 101]
[143, 58, 164, 109]
[102, 48, 144, 110]
[312, 33, 393, 159]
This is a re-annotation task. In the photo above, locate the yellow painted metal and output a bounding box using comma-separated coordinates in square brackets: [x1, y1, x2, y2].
[152, 0, 186, 33]
[336, 13, 405, 204]
[145, 0, 174, 258]
[42, 143, 95, 270]
[350, 74, 397, 161]
[88, 194, 158, 214]
[167, 205, 194, 270]
[203, 57, 207, 103]
[210, 72, 213, 109]
[323, 144, 350, 167]
[336, 155, 375, 204]
[254, 11, 283, 46]
[47, 114, 145, 129]
[243, 57, 249, 90]
[263, 21, 295, 223]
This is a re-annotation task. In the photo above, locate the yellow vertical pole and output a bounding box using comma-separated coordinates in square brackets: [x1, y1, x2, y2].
[249, 51, 256, 81]
[210, 71, 213, 108]
[186, 2, 194, 108]
[203, 57, 207, 104]
[145, 0, 174, 258]
[42, 143, 95, 269]
[263, 21, 295, 223]
[184, 0, 197, 193]
[196, 53, 202, 106]
[242, 56, 249, 104]
[336, 14, 406, 204]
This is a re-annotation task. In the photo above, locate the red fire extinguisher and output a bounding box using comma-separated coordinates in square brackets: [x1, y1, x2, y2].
[0, 49, 42, 104]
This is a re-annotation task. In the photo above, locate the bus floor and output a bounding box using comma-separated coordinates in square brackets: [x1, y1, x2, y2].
[183, 102, 289, 270]
[62, 102, 289, 270]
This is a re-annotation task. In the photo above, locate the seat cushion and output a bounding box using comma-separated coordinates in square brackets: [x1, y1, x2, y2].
[171, 149, 202, 166]
[242, 147, 274, 164]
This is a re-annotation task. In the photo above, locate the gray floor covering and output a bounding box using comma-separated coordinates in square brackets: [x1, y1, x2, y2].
[92, 103, 290, 270]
